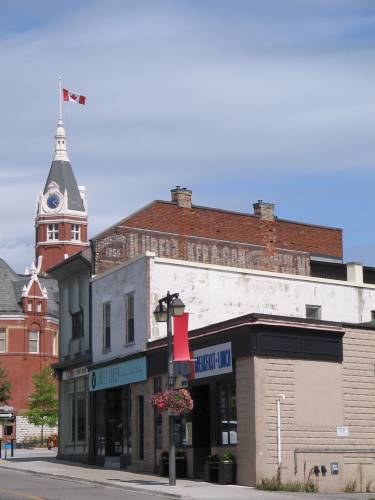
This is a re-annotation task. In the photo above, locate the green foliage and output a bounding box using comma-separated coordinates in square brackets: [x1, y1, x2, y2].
[207, 454, 220, 463]
[23, 367, 58, 444]
[256, 476, 317, 493]
[0, 362, 11, 404]
[221, 452, 235, 463]
[343, 479, 356, 493]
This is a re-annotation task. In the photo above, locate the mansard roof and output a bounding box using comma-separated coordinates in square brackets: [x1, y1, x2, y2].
[0, 259, 58, 317]
[44, 160, 85, 212]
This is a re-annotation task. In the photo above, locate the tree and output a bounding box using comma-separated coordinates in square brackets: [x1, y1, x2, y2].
[24, 366, 58, 446]
[0, 362, 11, 404]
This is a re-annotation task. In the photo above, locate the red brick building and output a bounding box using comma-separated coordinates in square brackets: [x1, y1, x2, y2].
[0, 118, 88, 442]
[93, 186, 342, 276]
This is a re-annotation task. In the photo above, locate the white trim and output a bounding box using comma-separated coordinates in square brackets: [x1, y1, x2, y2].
[36, 241, 89, 247]
[36, 218, 88, 226]
[154, 255, 375, 290]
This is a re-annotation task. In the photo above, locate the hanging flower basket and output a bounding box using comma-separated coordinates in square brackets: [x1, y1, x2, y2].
[150, 389, 194, 416]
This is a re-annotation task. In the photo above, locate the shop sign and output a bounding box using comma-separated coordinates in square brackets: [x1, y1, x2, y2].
[62, 366, 88, 381]
[193, 342, 232, 379]
[89, 356, 147, 392]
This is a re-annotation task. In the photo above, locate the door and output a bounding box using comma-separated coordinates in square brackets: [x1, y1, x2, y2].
[192, 385, 211, 477]
[105, 387, 122, 456]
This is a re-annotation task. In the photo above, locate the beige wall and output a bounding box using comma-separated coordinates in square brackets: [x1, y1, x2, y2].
[251, 327, 375, 493]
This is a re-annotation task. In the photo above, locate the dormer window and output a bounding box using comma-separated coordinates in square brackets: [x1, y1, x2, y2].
[48, 223, 59, 241]
[71, 224, 80, 241]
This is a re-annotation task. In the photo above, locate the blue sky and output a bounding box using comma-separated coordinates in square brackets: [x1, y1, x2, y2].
[1, 0, 375, 272]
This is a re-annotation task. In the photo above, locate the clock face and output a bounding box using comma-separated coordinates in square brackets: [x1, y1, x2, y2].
[47, 193, 60, 209]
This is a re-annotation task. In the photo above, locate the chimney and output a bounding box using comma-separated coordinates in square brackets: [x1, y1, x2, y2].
[253, 200, 275, 220]
[171, 186, 192, 208]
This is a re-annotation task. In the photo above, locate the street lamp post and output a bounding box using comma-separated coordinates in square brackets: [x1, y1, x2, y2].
[154, 291, 185, 486]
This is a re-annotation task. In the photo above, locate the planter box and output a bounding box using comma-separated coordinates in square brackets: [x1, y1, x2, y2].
[159, 456, 187, 478]
[204, 462, 236, 484]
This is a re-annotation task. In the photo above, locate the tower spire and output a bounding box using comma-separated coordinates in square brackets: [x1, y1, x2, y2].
[53, 119, 69, 162]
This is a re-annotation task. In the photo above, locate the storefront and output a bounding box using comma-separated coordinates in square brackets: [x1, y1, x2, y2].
[88, 355, 147, 467]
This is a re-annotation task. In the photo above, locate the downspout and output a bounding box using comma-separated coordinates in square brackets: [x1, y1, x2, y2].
[277, 394, 285, 477]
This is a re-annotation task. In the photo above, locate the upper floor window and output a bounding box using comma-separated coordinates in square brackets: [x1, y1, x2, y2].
[71, 224, 80, 241]
[53, 332, 58, 356]
[0, 329, 6, 353]
[126, 293, 135, 344]
[103, 302, 111, 351]
[306, 305, 321, 320]
[29, 331, 39, 353]
[47, 223, 59, 241]
[27, 301, 32, 312]
[72, 311, 84, 339]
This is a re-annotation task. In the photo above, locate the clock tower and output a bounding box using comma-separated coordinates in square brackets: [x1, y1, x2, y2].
[35, 119, 89, 274]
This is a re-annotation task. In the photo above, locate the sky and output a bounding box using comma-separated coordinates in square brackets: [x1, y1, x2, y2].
[1, 0, 375, 272]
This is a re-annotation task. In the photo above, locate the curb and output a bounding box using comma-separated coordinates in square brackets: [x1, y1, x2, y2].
[0, 462, 191, 500]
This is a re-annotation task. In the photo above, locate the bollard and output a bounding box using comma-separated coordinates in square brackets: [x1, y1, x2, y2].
[11, 439, 14, 457]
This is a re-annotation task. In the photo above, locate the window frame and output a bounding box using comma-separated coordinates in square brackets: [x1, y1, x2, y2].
[306, 305, 322, 320]
[0, 328, 7, 353]
[103, 302, 111, 351]
[71, 224, 80, 241]
[72, 310, 84, 339]
[47, 223, 59, 241]
[218, 381, 237, 446]
[125, 292, 135, 344]
[28, 330, 39, 353]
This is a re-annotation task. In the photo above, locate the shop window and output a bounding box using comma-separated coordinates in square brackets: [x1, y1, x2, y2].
[4, 425, 13, 436]
[77, 396, 86, 442]
[71, 395, 76, 442]
[0, 329, 6, 353]
[125, 293, 135, 344]
[154, 377, 163, 449]
[72, 310, 84, 339]
[175, 414, 192, 447]
[306, 305, 321, 320]
[218, 382, 237, 445]
[138, 396, 144, 460]
[122, 386, 132, 455]
[103, 302, 111, 350]
[29, 331, 39, 353]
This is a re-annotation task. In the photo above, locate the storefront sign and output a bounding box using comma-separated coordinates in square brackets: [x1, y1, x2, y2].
[89, 357, 147, 392]
[193, 342, 232, 379]
[62, 366, 88, 381]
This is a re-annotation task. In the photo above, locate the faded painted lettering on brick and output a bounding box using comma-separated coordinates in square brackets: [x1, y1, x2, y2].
[193, 342, 232, 379]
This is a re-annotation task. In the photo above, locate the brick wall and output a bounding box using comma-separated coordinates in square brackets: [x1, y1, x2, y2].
[93, 201, 342, 276]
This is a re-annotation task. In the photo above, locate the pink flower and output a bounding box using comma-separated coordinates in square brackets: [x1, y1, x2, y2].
[150, 389, 194, 415]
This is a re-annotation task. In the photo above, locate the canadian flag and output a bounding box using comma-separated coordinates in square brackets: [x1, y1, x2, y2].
[62, 88, 86, 105]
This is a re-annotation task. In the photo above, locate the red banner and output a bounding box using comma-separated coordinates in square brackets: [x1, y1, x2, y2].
[173, 313, 190, 361]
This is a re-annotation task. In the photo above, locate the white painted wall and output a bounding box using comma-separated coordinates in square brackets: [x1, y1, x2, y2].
[90, 253, 375, 351]
[91, 255, 149, 363]
[150, 257, 375, 338]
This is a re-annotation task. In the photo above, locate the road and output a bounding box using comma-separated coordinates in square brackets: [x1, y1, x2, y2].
[0, 468, 165, 500]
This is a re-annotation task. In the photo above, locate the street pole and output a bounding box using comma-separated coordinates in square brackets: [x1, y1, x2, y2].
[166, 293, 176, 486]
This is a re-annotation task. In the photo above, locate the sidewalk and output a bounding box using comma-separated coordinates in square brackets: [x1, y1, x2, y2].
[0, 449, 252, 500]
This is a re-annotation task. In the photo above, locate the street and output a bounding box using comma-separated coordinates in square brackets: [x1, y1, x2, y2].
[0, 468, 163, 500]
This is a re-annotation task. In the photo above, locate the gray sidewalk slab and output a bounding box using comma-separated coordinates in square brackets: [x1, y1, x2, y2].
[2, 449, 375, 500]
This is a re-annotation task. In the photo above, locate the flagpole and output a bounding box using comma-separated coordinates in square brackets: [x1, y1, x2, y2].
[59, 77, 62, 121]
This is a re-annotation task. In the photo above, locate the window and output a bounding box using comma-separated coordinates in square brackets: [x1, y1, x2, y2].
[218, 382, 237, 445]
[103, 302, 111, 350]
[47, 223, 59, 241]
[69, 378, 87, 444]
[71, 224, 80, 241]
[27, 301, 32, 312]
[306, 305, 321, 320]
[126, 293, 135, 344]
[53, 332, 58, 356]
[0, 329, 6, 353]
[36, 302, 42, 313]
[72, 311, 84, 339]
[29, 331, 39, 353]
[77, 396, 86, 442]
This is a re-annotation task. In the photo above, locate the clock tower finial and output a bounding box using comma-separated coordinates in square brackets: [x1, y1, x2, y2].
[53, 119, 69, 162]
